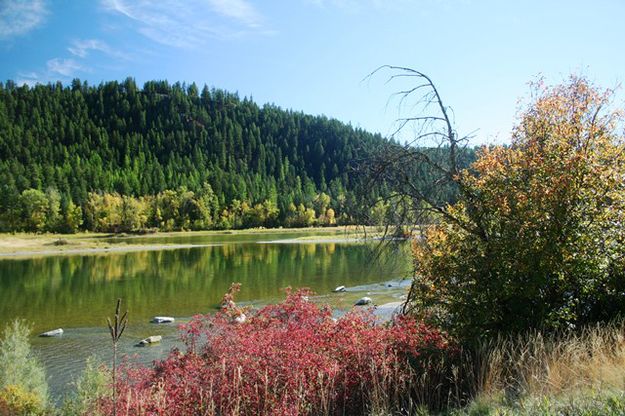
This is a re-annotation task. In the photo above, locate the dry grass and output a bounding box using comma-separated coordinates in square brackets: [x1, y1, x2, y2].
[477, 321, 625, 400]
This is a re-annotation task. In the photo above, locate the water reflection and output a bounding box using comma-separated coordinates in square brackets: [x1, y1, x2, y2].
[0, 241, 410, 333]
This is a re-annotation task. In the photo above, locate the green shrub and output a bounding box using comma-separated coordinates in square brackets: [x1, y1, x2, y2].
[60, 357, 111, 416]
[0, 320, 48, 406]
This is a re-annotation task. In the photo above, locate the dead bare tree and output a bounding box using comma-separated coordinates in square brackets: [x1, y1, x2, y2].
[361, 66, 481, 311]
[366, 66, 478, 220]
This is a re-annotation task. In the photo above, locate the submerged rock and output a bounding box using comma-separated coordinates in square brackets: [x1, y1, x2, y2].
[136, 335, 162, 347]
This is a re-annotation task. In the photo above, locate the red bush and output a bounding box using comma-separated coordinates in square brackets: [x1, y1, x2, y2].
[109, 287, 451, 415]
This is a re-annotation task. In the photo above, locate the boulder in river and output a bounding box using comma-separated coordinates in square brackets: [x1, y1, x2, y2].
[151, 316, 175, 324]
[136, 335, 162, 346]
[354, 297, 373, 306]
[39, 328, 63, 337]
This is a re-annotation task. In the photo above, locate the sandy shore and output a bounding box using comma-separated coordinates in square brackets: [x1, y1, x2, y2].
[0, 243, 217, 259]
[0, 227, 385, 258]
[258, 237, 367, 244]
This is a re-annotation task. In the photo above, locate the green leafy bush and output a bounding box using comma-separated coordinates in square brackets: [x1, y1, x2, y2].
[0, 320, 48, 414]
[60, 357, 111, 416]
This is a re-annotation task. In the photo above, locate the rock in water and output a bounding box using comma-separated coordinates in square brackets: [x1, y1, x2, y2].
[39, 328, 63, 337]
[151, 316, 175, 324]
[136, 335, 162, 346]
[354, 297, 373, 306]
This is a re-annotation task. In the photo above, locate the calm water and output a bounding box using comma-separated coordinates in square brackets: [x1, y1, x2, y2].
[0, 230, 411, 399]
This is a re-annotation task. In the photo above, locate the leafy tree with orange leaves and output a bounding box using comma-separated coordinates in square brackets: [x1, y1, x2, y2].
[410, 76, 625, 338]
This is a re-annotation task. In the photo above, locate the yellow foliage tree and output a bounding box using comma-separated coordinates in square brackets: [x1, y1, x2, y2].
[410, 76, 625, 338]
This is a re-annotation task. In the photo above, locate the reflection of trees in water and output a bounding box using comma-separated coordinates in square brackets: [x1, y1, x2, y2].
[0, 243, 410, 331]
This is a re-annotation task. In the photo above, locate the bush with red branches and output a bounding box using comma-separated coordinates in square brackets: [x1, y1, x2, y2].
[104, 286, 452, 415]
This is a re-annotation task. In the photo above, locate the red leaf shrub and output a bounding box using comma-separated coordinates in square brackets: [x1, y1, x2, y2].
[109, 287, 451, 415]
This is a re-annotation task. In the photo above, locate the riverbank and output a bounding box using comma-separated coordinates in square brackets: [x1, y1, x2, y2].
[0, 226, 386, 258]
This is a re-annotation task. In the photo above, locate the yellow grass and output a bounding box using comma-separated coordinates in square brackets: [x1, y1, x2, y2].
[475, 321, 625, 403]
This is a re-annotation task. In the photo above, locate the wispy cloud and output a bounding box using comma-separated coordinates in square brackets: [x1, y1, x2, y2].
[0, 0, 48, 40]
[46, 58, 85, 77]
[100, 0, 270, 48]
[68, 38, 130, 60]
[15, 56, 92, 86]
[16, 37, 127, 86]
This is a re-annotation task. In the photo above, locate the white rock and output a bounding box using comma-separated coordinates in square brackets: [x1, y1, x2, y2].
[333, 285, 347, 292]
[39, 328, 63, 337]
[137, 335, 162, 346]
[151, 316, 175, 324]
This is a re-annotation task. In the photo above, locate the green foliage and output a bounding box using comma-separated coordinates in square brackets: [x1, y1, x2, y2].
[411, 77, 625, 338]
[285, 203, 316, 227]
[60, 199, 83, 233]
[0, 320, 48, 410]
[59, 357, 111, 416]
[19, 189, 48, 232]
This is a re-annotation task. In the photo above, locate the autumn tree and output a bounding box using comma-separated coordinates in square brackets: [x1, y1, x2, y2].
[413, 77, 625, 337]
[372, 68, 625, 338]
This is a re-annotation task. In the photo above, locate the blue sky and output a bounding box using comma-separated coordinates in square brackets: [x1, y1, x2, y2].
[0, 0, 624, 144]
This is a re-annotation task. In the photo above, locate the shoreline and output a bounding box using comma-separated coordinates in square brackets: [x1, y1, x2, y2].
[0, 243, 218, 259]
[0, 226, 386, 258]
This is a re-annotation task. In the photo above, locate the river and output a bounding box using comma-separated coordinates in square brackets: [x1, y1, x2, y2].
[0, 229, 411, 399]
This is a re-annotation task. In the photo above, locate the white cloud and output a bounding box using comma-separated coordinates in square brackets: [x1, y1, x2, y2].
[100, 0, 269, 48]
[46, 58, 84, 77]
[68, 38, 129, 60]
[15, 71, 41, 86]
[14, 58, 88, 86]
[0, 0, 48, 40]
[68, 39, 108, 57]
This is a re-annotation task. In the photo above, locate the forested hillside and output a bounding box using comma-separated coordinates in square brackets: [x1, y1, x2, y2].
[0, 78, 469, 233]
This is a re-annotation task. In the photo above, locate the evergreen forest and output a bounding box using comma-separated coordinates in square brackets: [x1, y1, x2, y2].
[0, 78, 469, 233]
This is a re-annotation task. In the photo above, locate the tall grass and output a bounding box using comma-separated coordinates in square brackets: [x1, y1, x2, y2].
[476, 321, 625, 400]
[372, 319, 625, 414]
[441, 320, 625, 415]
